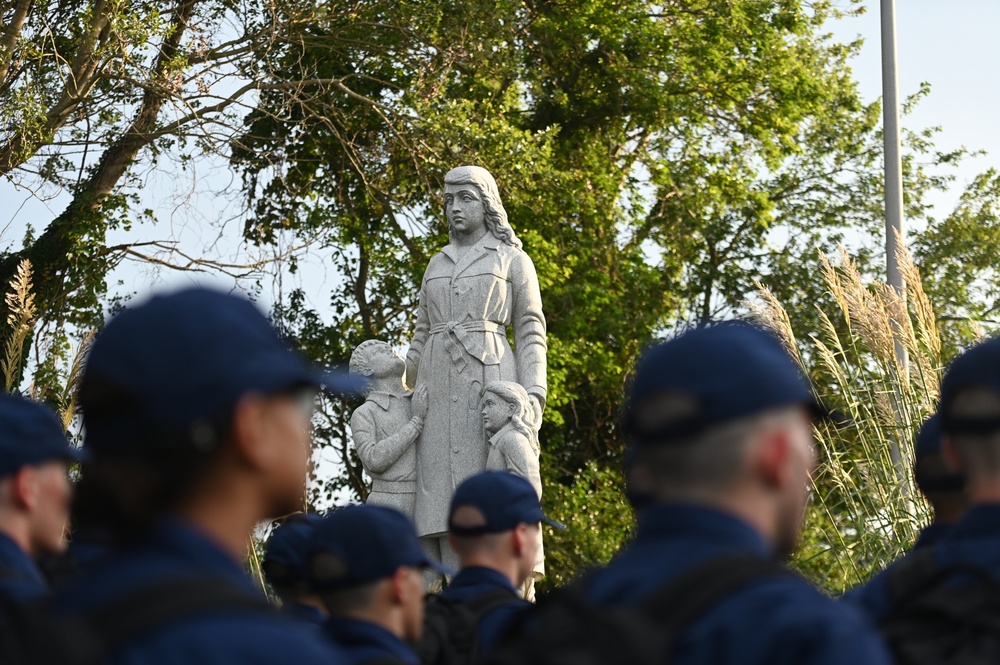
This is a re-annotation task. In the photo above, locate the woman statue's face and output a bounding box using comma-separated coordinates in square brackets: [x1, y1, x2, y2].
[444, 182, 486, 240]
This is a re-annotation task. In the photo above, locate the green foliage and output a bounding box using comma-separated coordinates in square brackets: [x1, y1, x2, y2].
[539, 460, 634, 590]
[915, 168, 1000, 352]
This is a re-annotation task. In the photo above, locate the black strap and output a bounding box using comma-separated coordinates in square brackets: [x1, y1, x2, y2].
[882, 547, 1000, 622]
[87, 577, 275, 651]
[454, 587, 521, 614]
[885, 548, 941, 606]
[0, 594, 104, 664]
[421, 588, 519, 664]
[640, 553, 791, 626]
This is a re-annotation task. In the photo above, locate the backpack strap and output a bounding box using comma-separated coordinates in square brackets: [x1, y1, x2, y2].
[485, 554, 789, 665]
[420, 588, 519, 665]
[455, 587, 521, 615]
[637, 552, 792, 648]
[86, 576, 275, 651]
[884, 548, 944, 608]
[880, 547, 1000, 623]
[0, 592, 105, 665]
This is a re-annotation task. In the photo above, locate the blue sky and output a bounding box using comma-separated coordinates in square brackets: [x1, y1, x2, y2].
[828, 0, 1000, 216]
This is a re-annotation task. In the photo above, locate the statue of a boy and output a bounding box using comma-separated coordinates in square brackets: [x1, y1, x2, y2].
[349, 340, 428, 521]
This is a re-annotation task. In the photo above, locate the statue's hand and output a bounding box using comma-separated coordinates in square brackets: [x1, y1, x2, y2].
[528, 394, 544, 431]
[411, 385, 429, 421]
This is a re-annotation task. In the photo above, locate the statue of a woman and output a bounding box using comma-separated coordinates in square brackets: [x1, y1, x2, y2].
[406, 165, 547, 566]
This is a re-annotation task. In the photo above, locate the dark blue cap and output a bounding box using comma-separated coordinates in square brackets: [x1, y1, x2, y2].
[940, 336, 1000, 434]
[448, 471, 565, 536]
[915, 414, 943, 460]
[263, 514, 321, 587]
[79, 288, 363, 455]
[0, 393, 84, 476]
[307, 505, 449, 590]
[623, 322, 821, 445]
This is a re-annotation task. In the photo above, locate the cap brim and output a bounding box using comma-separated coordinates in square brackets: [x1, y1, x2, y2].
[808, 399, 855, 427]
[542, 515, 566, 531]
[315, 369, 366, 397]
[66, 445, 89, 463]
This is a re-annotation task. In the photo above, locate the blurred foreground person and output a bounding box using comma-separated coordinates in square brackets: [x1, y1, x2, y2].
[486, 323, 892, 665]
[48, 288, 357, 664]
[420, 471, 563, 665]
[911, 414, 966, 550]
[262, 514, 326, 626]
[308, 505, 445, 665]
[847, 336, 1000, 664]
[0, 394, 80, 601]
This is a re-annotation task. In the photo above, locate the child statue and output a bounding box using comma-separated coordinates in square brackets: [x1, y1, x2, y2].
[481, 381, 542, 496]
[349, 340, 428, 522]
[480, 380, 545, 587]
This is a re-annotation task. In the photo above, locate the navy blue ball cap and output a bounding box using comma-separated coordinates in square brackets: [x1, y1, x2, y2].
[263, 513, 321, 586]
[915, 414, 943, 460]
[307, 505, 450, 591]
[624, 322, 823, 445]
[448, 471, 565, 536]
[79, 288, 363, 455]
[0, 393, 84, 477]
[940, 336, 1000, 435]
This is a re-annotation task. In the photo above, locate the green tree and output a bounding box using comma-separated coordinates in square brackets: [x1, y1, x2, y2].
[915, 169, 1000, 351]
[239, 0, 939, 578]
[6, 0, 1000, 583]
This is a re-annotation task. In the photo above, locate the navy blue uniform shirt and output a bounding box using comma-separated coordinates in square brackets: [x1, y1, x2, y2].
[911, 522, 954, 551]
[438, 565, 527, 654]
[586, 503, 893, 665]
[52, 520, 349, 665]
[0, 531, 47, 601]
[324, 616, 419, 665]
[284, 601, 327, 626]
[846, 504, 1000, 622]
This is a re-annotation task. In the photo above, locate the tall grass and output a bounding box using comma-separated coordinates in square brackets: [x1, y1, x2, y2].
[3, 259, 35, 393]
[750, 242, 944, 593]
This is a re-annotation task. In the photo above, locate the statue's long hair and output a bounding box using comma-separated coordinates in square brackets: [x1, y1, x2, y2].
[482, 380, 538, 453]
[444, 166, 522, 249]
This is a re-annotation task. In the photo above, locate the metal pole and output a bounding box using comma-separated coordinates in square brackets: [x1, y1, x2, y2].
[881, 0, 905, 306]
[881, 0, 908, 477]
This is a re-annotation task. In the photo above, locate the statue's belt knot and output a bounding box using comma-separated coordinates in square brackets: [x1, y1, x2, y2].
[429, 320, 504, 371]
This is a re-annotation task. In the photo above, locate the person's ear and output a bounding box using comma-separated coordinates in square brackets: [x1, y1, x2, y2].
[390, 566, 412, 605]
[752, 429, 790, 489]
[229, 393, 274, 471]
[511, 524, 526, 558]
[12, 466, 38, 510]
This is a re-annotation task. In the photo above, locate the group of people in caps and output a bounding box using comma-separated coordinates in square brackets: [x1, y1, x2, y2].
[0, 285, 999, 665]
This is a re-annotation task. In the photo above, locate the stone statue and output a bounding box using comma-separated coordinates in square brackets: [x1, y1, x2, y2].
[481, 380, 545, 582]
[406, 165, 547, 565]
[349, 340, 428, 521]
[482, 381, 542, 497]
